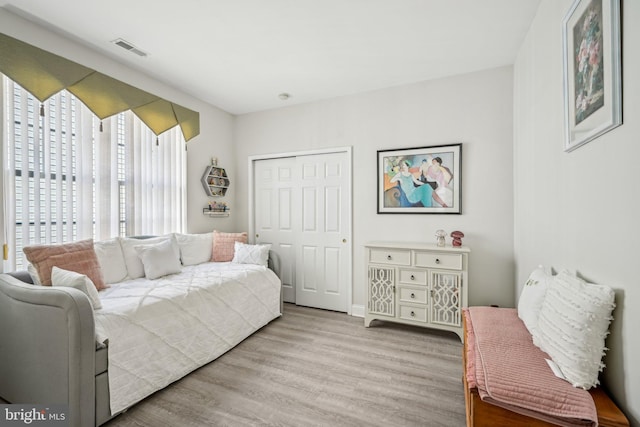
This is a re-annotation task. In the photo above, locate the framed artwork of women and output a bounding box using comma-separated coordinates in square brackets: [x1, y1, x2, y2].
[563, 0, 621, 152]
[377, 144, 461, 214]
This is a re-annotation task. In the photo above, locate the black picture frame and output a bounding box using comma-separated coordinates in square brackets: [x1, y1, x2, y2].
[377, 143, 462, 214]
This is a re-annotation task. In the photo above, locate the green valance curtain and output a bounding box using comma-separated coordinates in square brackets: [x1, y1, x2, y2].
[0, 32, 200, 142]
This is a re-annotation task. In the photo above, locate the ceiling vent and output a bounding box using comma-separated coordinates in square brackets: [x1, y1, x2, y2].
[111, 38, 147, 57]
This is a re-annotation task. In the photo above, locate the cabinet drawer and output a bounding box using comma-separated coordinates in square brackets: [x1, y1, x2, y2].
[414, 252, 462, 270]
[398, 286, 428, 304]
[369, 248, 411, 266]
[399, 269, 427, 285]
[399, 305, 428, 323]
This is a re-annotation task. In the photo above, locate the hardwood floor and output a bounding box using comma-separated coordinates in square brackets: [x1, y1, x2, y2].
[105, 303, 466, 427]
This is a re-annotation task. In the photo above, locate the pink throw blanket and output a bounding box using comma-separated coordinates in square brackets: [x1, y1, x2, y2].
[465, 307, 597, 427]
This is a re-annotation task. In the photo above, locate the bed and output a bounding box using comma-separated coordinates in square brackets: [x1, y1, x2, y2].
[0, 259, 282, 426]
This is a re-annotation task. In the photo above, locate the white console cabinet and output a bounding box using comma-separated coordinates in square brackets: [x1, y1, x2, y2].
[364, 241, 469, 341]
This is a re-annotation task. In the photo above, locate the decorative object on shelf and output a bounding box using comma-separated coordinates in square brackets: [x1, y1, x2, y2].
[377, 144, 462, 214]
[202, 201, 230, 217]
[201, 164, 229, 197]
[211, 157, 218, 166]
[450, 230, 464, 247]
[435, 229, 447, 247]
[562, 0, 621, 152]
[208, 201, 228, 211]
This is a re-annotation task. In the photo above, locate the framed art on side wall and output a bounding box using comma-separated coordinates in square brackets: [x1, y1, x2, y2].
[563, 0, 621, 152]
[377, 144, 461, 214]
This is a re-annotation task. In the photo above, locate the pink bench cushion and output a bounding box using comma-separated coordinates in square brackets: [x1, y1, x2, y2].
[465, 307, 597, 426]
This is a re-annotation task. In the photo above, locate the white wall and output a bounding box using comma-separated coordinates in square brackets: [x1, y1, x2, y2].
[185, 110, 237, 234]
[234, 66, 515, 310]
[514, 0, 639, 424]
[0, 8, 237, 250]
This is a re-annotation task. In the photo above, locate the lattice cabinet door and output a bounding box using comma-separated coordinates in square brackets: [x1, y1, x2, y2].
[368, 266, 395, 317]
[430, 271, 462, 327]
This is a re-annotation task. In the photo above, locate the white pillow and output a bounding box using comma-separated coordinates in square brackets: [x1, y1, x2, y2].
[51, 266, 102, 310]
[175, 232, 213, 266]
[517, 266, 553, 335]
[134, 239, 182, 280]
[27, 263, 42, 285]
[231, 242, 271, 266]
[94, 237, 128, 284]
[532, 270, 615, 389]
[120, 235, 179, 279]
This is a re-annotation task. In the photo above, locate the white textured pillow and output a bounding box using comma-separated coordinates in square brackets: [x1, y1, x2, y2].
[231, 242, 271, 266]
[517, 266, 553, 335]
[175, 232, 213, 266]
[94, 237, 128, 284]
[532, 270, 615, 389]
[120, 235, 179, 279]
[134, 239, 182, 280]
[51, 266, 102, 310]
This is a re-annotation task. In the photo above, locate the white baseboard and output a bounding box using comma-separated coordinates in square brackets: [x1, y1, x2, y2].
[350, 304, 365, 318]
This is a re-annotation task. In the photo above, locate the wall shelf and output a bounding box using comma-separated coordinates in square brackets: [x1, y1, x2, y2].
[201, 165, 230, 197]
[202, 208, 230, 217]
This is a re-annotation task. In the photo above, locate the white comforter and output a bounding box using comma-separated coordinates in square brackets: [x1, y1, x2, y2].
[94, 262, 281, 414]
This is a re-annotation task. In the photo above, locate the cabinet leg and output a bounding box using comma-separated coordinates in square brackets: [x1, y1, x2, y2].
[364, 318, 373, 327]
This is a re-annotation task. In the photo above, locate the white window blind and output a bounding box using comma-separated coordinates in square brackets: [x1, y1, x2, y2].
[2, 77, 186, 271]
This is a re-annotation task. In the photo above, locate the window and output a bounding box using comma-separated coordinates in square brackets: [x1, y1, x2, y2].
[2, 77, 186, 271]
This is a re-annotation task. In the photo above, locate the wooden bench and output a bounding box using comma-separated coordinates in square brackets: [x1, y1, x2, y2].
[463, 311, 629, 427]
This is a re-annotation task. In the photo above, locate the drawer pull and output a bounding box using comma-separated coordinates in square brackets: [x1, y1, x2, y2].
[387, 255, 392, 260]
[435, 258, 441, 264]
[410, 274, 415, 280]
[410, 293, 415, 299]
[410, 311, 415, 317]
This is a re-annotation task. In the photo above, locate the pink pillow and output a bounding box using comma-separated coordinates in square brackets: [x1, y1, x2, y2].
[23, 239, 107, 290]
[212, 231, 248, 262]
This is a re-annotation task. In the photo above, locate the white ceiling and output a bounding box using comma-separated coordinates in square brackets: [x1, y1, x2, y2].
[2, 0, 541, 115]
